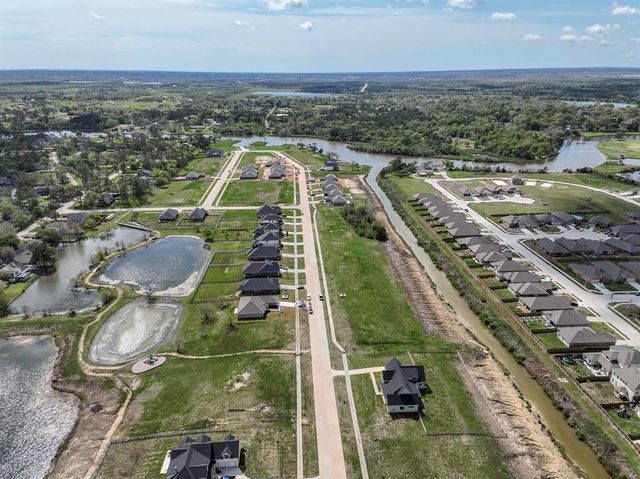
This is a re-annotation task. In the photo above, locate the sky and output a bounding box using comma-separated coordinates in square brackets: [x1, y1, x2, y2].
[1, 0, 640, 72]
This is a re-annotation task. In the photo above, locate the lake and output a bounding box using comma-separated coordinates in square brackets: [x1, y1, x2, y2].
[229, 135, 606, 173]
[563, 100, 637, 109]
[10, 227, 148, 315]
[0, 336, 78, 479]
[98, 235, 211, 296]
[89, 299, 183, 365]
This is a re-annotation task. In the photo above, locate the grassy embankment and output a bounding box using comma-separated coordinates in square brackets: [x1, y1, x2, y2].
[381, 174, 640, 478]
[316, 205, 510, 479]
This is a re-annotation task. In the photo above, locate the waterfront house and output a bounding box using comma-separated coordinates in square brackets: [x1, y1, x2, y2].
[611, 368, 640, 400]
[159, 209, 179, 222]
[247, 246, 281, 261]
[242, 261, 281, 278]
[237, 278, 280, 296]
[557, 327, 616, 348]
[380, 358, 427, 414]
[186, 208, 208, 222]
[584, 345, 640, 376]
[543, 310, 590, 328]
[236, 296, 279, 320]
[97, 193, 116, 208]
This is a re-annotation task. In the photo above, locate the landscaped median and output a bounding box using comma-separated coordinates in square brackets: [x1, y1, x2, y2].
[380, 174, 640, 478]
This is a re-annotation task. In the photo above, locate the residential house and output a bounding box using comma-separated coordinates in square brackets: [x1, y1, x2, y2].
[97, 193, 115, 208]
[520, 296, 573, 312]
[237, 278, 280, 296]
[447, 222, 481, 238]
[240, 166, 258, 180]
[458, 186, 472, 197]
[624, 211, 640, 222]
[253, 224, 281, 237]
[570, 263, 603, 283]
[604, 238, 640, 255]
[593, 260, 634, 283]
[499, 271, 543, 283]
[584, 345, 640, 376]
[621, 262, 640, 277]
[253, 232, 281, 248]
[535, 238, 570, 257]
[258, 214, 282, 225]
[380, 358, 427, 414]
[492, 260, 529, 274]
[330, 194, 348, 206]
[556, 238, 590, 255]
[185, 171, 205, 180]
[543, 310, 590, 328]
[587, 215, 612, 228]
[456, 236, 491, 247]
[206, 149, 224, 157]
[246, 246, 281, 261]
[269, 164, 286, 179]
[236, 296, 278, 320]
[257, 205, 281, 218]
[611, 367, 640, 400]
[163, 434, 241, 479]
[242, 261, 281, 278]
[159, 209, 179, 222]
[551, 212, 577, 225]
[557, 327, 616, 348]
[324, 159, 338, 171]
[186, 208, 208, 222]
[578, 239, 615, 256]
[509, 282, 549, 297]
[611, 224, 640, 238]
[623, 234, 640, 246]
[476, 251, 509, 265]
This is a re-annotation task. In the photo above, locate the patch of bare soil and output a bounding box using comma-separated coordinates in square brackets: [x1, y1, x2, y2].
[340, 178, 366, 196]
[457, 351, 580, 479]
[47, 338, 122, 479]
[359, 178, 581, 479]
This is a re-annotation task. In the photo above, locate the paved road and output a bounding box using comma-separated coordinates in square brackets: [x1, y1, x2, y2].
[275, 152, 347, 479]
[427, 178, 640, 345]
[202, 149, 245, 208]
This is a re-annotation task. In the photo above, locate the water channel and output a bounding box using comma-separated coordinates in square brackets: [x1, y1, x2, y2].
[10, 227, 148, 315]
[0, 336, 79, 479]
[234, 134, 611, 478]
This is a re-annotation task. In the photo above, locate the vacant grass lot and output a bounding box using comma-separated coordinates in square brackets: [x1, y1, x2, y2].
[220, 180, 294, 206]
[600, 138, 640, 162]
[106, 354, 299, 478]
[145, 179, 211, 206]
[469, 182, 640, 222]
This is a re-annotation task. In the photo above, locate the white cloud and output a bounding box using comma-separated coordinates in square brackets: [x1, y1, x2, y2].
[621, 51, 637, 57]
[299, 21, 313, 31]
[586, 23, 620, 35]
[523, 33, 541, 41]
[446, 0, 477, 9]
[561, 34, 579, 43]
[89, 11, 104, 20]
[491, 12, 517, 21]
[234, 20, 255, 29]
[612, 5, 640, 15]
[562, 26, 573, 33]
[632, 37, 640, 42]
[265, 0, 307, 10]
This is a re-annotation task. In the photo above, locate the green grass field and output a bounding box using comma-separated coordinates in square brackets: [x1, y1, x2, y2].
[220, 180, 294, 206]
[145, 179, 211, 206]
[599, 138, 640, 162]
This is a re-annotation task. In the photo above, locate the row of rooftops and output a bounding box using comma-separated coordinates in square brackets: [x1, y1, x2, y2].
[503, 212, 577, 230]
[458, 184, 520, 197]
[320, 175, 347, 206]
[236, 205, 285, 320]
[536, 236, 640, 257]
[570, 260, 640, 284]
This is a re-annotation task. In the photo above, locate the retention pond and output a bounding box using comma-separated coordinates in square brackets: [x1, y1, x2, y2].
[89, 299, 184, 365]
[98, 235, 211, 296]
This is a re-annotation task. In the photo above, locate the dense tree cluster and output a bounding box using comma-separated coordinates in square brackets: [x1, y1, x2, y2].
[342, 204, 388, 242]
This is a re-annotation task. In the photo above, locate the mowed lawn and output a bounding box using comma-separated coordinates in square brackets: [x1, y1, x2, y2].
[101, 354, 299, 478]
[144, 179, 211, 206]
[469, 182, 640, 222]
[317, 206, 508, 477]
[220, 180, 294, 206]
